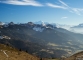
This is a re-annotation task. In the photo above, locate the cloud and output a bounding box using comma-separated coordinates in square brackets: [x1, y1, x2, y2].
[72, 8, 83, 15]
[61, 17, 68, 19]
[1, 0, 83, 15]
[46, 0, 83, 15]
[0, 0, 43, 6]
[46, 3, 66, 9]
[46, 0, 70, 9]
[59, 0, 69, 7]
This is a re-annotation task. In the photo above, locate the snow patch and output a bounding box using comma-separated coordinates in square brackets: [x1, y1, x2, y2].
[33, 27, 44, 32]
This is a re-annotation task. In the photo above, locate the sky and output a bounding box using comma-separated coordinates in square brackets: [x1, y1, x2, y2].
[0, 0, 83, 25]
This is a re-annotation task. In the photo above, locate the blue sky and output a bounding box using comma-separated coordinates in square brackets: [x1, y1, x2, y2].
[0, 0, 83, 25]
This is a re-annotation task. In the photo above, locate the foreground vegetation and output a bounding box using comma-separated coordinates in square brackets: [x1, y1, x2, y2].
[0, 44, 40, 60]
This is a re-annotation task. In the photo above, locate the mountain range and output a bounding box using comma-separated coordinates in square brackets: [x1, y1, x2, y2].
[0, 21, 83, 58]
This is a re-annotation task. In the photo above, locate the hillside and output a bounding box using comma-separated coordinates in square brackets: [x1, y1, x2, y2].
[0, 43, 60, 60]
[0, 22, 83, 58]
[64, 51, 83, 60]
[0, 44, 40, 60]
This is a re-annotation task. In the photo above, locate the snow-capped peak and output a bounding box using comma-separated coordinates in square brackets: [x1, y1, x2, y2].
[34, 21, 47, 26]
[34, 21, 44, 24]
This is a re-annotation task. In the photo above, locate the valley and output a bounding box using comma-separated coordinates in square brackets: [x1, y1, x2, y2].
[0, 22, 83, 59]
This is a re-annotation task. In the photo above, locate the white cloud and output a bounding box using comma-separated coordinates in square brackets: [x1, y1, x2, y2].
[46, 0, 83, 15]
[72, 8, 83, 15]
[1, 0, 83, 15]
[61, 17, 68, 19]
[46, 0, 69, 9]
[0, 0, 43, 6]
[59, 0, 83, 15]
[46, 3, 66, 9]
[58, 0, 69, 7]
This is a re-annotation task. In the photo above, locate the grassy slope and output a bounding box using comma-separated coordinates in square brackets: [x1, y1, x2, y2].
[64, 51, 83, 60]
[0, 44, 40, 60]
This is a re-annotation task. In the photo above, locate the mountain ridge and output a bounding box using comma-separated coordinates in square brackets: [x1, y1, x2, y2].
[0, 21, 83, 58]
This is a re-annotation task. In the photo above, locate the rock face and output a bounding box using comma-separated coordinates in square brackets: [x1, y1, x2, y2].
[0, 44, 40, 60]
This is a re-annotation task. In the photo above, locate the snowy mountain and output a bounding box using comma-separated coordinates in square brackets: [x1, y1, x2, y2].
[0, 21, 83, 58]
[0, 21, 83, 34]
[34, 21, 47, 26]
[34, 21, 83, 34]
[34, 21, 72, 30]
[70, 23, 83, 34]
